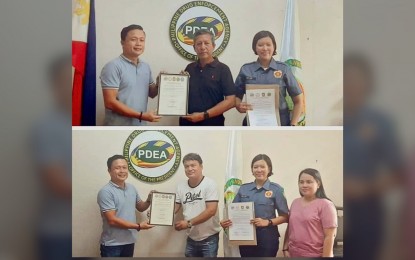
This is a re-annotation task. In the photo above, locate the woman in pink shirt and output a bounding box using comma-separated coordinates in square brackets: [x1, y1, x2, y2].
[283, 168, 338, 257]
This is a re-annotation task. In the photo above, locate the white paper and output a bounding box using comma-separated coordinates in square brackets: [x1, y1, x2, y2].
[157, 74, 188, 115]
[228, 202, 255, 241]
[246, 88, 280, 126]
[149, 192, 176, 226]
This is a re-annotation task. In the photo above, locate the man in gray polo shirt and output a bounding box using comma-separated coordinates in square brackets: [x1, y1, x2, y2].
[97, 154, 154, 257]
[101, 24, 161, 126]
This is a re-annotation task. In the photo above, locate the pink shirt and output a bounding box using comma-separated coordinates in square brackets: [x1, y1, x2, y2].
[288, 198, 338, 257]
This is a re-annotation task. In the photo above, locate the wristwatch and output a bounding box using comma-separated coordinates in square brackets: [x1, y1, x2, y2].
[203, 111, 209, 120]
[187, 220, 193, 228]
[268, 219, 273, 226]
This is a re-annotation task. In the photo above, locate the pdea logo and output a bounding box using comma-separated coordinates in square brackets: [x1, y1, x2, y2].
[124, 130, 181, 183]
[130, 140, 175, 168]
[177, 16, 224, 46]
[170, 1, 231, 61]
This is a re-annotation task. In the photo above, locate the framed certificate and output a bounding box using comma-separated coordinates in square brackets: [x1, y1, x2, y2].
[149, 192, 176, 226]
[245, 84, 280, 126]
[157, 73, 189, 116]
[227, 202, 257, 245]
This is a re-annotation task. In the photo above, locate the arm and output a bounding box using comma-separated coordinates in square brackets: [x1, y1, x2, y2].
[103, 88, 141, 118]
[173, 203, 183, 230]
[103, 210, 154, 230]
[220, 218, 233, 228]
[234, 66, 248, 114]
[207, 95, 235, 118]
[103, 210, 139, 229]
[136, 200, 151, 212]
[270, 214, 288, 226]
[174, 203, 182, 214]
[103, 88, 161, 122]
[149, 71, 163, 99]
[235, 96, 252, 113]
[182, 95, 235, 123]
[251, 213, 288, 227]
[175, 202, 218, 230]
[290, 93, 304, 125]
[283, 224, 290, 257]
[221, 189, 243, 228]
[190, 201, 218, 226]
[322, 227, 337, 257]
[283, 66, 304, 126]
[136, 190, 157, 212]
[148, 82, 158, 99]
[212, 65, 237, 116]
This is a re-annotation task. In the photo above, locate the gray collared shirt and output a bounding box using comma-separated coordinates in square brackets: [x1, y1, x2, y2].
[97, 181, 142, 246]
[100, 55, 154, 126]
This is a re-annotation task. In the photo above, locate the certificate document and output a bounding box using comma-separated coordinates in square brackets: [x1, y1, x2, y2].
[228, 202, 256, 244]
[157, 73, 189, 116]
[245, 84, 280, 126]
[149, 192, 176, 226]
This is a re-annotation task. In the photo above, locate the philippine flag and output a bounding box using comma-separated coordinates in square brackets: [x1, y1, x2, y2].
[72, 0, 96, 126]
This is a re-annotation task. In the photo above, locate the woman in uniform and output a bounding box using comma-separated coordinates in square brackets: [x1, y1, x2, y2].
[220, 154, 289, 257]
[235, 30, 304, 126]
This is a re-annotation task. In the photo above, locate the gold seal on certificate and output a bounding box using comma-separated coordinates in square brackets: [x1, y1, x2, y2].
[157, 73, 189, 116]
[245, 84, 280, 126]
[149, 192, 176, 226]
[227, 202, 257, 245]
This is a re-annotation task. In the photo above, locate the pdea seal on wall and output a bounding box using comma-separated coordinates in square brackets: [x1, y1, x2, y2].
[170, 1, 231, 61]
[124, 130, 181, 183]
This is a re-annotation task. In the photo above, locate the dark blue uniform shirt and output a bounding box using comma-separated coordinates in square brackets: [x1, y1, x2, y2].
[234, 178, 289, 237]
[235, 58, 302, 126]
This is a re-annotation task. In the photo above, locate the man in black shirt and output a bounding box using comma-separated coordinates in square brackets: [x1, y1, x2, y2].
[180, 29, 235, 126]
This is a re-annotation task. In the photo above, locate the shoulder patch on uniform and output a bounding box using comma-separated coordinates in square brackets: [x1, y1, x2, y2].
[270, 182, 283, 190]
[274, 70, 282, 78]
[274, 60, 287, 65]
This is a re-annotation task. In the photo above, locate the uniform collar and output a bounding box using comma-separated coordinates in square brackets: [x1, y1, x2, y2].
[248, 178, 271, 190]
[254, 58, 279, 71]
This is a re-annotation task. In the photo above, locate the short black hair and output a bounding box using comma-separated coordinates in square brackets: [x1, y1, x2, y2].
[107, 154, 127, 170]
[193, 29, 215, 47]
[182, 153, 203, 165]
[121, 24, 144, 41]
[252, 30, 277, 55]
[251, 154, 274, 177]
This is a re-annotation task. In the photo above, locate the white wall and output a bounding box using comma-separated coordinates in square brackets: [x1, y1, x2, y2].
[94, 0, 343, 126]
[72, 129, 343, 257]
